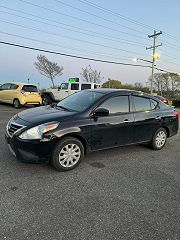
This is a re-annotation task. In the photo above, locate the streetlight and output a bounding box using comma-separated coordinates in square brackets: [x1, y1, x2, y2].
[132, 58, 153, 64]
[133, 58, 157, 94]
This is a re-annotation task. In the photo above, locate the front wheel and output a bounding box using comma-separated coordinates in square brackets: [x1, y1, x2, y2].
[51, 137, 84, 171]
[13, 99, 21, 108]
[149, 128, 167, 150]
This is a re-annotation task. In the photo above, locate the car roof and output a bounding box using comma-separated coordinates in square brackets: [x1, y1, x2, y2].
[85, 88, 159, 99]
[87, 88, 143, 94]
[3, 82, 37, 86]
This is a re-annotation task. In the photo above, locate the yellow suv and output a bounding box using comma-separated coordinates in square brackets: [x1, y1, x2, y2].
[0, 82, 42, 108]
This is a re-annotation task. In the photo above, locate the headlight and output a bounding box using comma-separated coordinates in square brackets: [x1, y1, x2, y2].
[19, 122, 59, 140]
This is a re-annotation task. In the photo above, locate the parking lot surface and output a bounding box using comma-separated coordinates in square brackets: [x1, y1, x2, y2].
[0, 104, 180, 240]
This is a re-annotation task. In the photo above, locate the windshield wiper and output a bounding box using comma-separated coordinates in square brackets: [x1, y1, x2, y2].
[56, 105, 70, 111]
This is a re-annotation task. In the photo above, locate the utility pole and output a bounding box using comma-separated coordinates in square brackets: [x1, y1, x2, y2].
[146, 30, 162, 95]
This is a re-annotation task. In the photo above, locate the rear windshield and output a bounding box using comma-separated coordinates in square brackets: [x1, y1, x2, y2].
[22, 85, 38, 92]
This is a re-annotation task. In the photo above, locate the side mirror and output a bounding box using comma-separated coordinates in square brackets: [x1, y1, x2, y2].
[93, 108, 109, 117]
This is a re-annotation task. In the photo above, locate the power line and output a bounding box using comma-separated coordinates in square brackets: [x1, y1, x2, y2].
[0, 9, 179, 65]
[0, 31, 135, 61]
[0, 40, 178, 74]
[1, 31, 179, 70]
[0, 19, 149, 57]
[76, 0, 154, 30]
[0, 40, 152, 68]
[0, 6, 149, 46]
[76, 0, 180, 46]
[0, 10, 147, 48]
[1, 12, 179, 66]
[15, 0, 149, 40]
[53, 0, 148, 35]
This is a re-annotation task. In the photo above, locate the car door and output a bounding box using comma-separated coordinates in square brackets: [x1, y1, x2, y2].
[131, 94, 161, 142]
[0, 83, 11, 102]
[91, 95, 134, 150]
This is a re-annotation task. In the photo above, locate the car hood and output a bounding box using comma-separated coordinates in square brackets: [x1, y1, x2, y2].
[17, 105, 77, 124]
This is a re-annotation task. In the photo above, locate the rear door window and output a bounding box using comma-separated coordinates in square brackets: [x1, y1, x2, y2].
[22, 85, 38, 92]
[10, 84, 18, 90]
[132, 96, 151, 111]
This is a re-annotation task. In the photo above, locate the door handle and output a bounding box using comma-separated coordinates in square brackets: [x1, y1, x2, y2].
[123, 119, 130, 123]
[155, 116, 161, 120]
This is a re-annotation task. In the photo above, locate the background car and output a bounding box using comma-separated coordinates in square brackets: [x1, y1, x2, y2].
[0, 82, 42, 108]
[154, 95, 169, 105]
[5, 89, 179, 171]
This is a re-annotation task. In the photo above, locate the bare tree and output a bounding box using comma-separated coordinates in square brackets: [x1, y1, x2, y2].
[81, 65, 103, 83]
[34, 55, 64, 88]
[148, 72, 180, 97]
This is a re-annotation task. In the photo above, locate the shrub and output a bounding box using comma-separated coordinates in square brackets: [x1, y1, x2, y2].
[172, 96, 180, 107]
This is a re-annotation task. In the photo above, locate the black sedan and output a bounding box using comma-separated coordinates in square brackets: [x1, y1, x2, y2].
[5, 89, 179, 171]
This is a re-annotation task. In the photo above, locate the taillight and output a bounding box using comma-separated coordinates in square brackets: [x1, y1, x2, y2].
[21, 90, 25, 94]
[173, 111, 179, 118]
[161, 98, 168, 104]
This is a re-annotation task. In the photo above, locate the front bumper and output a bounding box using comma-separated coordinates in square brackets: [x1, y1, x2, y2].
[5, 132, 58, 163]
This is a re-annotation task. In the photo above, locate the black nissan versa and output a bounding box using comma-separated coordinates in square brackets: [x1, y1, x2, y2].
[5, 89, 179, 171]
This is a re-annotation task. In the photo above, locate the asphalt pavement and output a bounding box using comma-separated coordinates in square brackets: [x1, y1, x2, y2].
[0, 103, 180, 240]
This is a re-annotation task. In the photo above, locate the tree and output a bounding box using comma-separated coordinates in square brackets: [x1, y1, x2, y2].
[102, 79, 122, 88]
[102, 79, 149, 92]
[34, 55, 64, 88]
[81, 65, 103, 83]
[148, 72, 180, 98]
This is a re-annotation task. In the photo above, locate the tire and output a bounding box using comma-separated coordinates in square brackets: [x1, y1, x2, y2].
[42, 94, 53, 105]
[13, 99, 21, 109]
[51, 137, 84, 171]
[149, 128, 167, 150]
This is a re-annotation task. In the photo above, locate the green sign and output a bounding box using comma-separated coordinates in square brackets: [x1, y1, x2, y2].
[68, 78, 79, 83]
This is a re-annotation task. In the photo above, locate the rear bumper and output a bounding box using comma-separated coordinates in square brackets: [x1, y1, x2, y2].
[5, 132, 58, 163]
[20, 97, 42, 105]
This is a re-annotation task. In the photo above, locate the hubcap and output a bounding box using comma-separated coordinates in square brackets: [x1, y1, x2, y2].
[59, 143, 81, 168]
[155, 131, 166, 148]
[43, 98, 48, 105]
[14, 100, 19, 108]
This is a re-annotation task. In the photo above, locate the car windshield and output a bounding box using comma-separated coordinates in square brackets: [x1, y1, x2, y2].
[57, 91, 104, 112]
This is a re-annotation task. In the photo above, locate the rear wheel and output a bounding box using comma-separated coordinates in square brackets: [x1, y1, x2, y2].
[149, 128, 167, 150]
[13, 99, 21, 108]
[51, 137, 84, 171]
[42, 94, 52, 105]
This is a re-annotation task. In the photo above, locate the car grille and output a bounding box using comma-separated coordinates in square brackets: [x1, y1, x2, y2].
[7, 121, 25, 137]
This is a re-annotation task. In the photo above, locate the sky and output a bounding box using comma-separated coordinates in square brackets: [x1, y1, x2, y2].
[0, 0, 180, 88]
